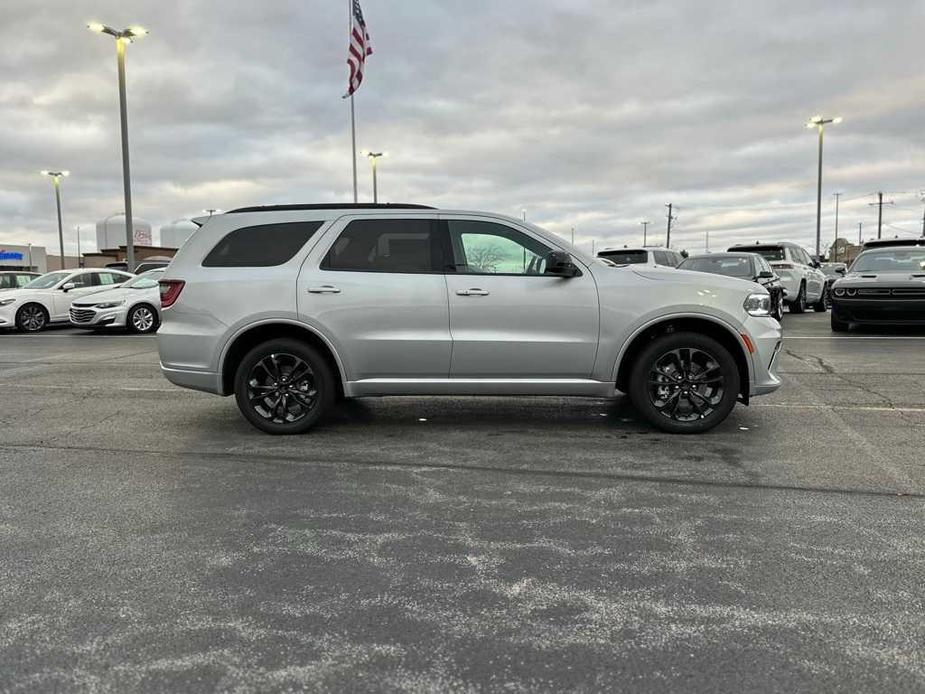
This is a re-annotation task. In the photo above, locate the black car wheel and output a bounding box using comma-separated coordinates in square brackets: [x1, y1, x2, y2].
[772, 291, 785, 321]
[16, 303, 48, 332]
[789, 283, 807, 314]
[813, 286, 829, 312]
[628, 332, 740, 434]
[233, 338, 335, 435]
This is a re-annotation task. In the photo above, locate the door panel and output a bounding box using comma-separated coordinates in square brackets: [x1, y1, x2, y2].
[297, 217, 452, 380]
[444, 218, 599, 378]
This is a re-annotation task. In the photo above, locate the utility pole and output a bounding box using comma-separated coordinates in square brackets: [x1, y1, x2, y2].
[570, 227, 575, 244]
[869, 192, 893, 239]
[705, 229, 710, 252]
[640, 220, 649, 246]
[665, 203, 676, 248]
[832, 192, 841, 261]
[858, 221, 862, 245]
[591, 239, 596, 255]
[76, 225, 82, 267]
[920, 194, 925, 237]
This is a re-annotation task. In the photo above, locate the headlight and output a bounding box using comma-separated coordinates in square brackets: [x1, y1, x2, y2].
[846, 288, 857, 297]
[833, 287, 845, 297]
[94, 301, 124, 309]
[0, 298, 16, 307]
[744, 292, 771, 316]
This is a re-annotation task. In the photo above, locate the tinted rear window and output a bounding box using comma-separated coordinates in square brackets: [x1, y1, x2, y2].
[203, 221, 323, 267]
[598, 250, 648, 264]
[734, 246, 785, 262]
[322, 219, 439, 273]
[680, 256, 754, 278]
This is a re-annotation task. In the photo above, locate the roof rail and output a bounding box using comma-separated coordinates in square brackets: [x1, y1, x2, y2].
[226, 203, 436, 214]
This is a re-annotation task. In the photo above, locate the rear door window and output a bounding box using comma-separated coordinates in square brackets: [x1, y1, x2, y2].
[203, 221, 324, 267]
[322, 219, 442, 273]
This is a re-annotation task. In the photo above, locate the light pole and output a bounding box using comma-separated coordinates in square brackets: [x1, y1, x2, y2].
[88, 21, 148, 272]
[203, 209, 220, 217]
[805, 115, 842, 259]
[832, 192, 841, 262]
[640, 220, 649, 246]
[361, 151, 385, 203]
[41, 170, 69, 270]
[76, 225, 82, 267]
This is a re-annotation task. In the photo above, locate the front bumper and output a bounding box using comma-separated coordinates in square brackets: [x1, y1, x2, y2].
[831, 297, 925, 325]
[69, 304, 129, 329]
[744, 316, 783, 397]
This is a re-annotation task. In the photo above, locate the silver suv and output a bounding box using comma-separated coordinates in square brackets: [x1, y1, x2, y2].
[730, 242, 828, 313]
[157, 204, 782, 434]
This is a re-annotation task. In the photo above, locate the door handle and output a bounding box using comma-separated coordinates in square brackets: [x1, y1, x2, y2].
[456, 288, 490, 296]
[307, 285, 341, 294]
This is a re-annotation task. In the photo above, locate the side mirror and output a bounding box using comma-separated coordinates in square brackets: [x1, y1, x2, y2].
[545, 251, 580, 277]
[61, 282, 75, 292]
[758, 270, 774, 279]
[811, 259, 822, 269]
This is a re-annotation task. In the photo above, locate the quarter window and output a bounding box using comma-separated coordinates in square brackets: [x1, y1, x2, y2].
[203, 221, 324, 267]
[97, 272, 126, 286]
[322, 219, 440, 273]
[448, 220, 551, 275]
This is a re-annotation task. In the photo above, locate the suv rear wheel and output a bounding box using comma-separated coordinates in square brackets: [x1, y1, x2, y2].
[233, 338, 335, 434]
[812, 286, 828, 312]
[628, 332, 740, 434]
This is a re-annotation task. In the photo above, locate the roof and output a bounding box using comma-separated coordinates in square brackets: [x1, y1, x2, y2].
[226, 203, 436, 214]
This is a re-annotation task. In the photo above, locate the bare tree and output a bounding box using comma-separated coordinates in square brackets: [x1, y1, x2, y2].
[466, 244, 505, 273]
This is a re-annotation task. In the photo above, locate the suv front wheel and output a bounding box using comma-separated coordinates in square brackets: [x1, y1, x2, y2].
[233, 338, 335, 434]
[628, 332, 741, 434]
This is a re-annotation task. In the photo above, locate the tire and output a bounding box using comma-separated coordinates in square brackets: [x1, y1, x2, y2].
[772, 293, 784, 322]
[16, 303, 48, 333]
[233, 338, 335, 435]
[127, 304, 159, 334]
[813, 286, 828, 312]
[628, 331, 741, 434]
[831, 313, 850, 332]
[789, 282, 807, 314]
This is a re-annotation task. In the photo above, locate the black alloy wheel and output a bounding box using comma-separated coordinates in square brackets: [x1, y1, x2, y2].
[789, 283, 807, 313]
[629, 332, 740, 434]
[234, 338, 335, 434]
[813, 286, 829, 312]
[16, 303, 48, 332]
[772, 291, 785, 321]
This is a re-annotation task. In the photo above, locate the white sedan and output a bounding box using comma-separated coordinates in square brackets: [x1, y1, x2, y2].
[69, 269, 164, 334]
[0, 268, 134, 332]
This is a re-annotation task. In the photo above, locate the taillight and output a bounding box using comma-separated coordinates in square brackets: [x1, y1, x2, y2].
[159, 280, 185, 308]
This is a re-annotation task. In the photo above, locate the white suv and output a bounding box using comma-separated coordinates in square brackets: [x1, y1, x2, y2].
[157, 204, 782, 434]
[729, 242, 827, 313]
[598, 246, 684, 268]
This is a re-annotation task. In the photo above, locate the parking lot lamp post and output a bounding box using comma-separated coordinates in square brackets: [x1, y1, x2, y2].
[40, 170, 69, 270]
[805, 115, 841, 259]
[87, 22, 147, 272]
[361, 151, 384, 203]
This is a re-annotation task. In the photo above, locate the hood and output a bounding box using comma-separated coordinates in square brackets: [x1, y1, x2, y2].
[836, 271, 925, 288]
[70, 286, 135, 306]
[631, 266, 766, 294]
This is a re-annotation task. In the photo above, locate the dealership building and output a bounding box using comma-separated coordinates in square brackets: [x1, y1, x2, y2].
[0, 244, 48, 273]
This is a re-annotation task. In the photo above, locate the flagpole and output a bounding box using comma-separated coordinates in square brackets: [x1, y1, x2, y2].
[348, 0, 358, 202]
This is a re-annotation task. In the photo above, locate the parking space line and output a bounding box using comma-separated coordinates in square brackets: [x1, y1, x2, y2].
[754, 403, 925, 413]
[783, 336, 925, 340]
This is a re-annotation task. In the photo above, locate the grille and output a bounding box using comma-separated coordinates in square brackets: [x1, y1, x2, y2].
[69, 307, 96, 323]
[844, 287, 925, 300]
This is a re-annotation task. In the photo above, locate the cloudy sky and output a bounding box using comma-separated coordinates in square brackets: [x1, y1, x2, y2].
[1, 0, 924, 257]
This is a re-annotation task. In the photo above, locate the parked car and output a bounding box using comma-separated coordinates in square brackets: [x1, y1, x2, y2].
[105, 260, 171, 274]
[0, 268, 133, 332]
[729, 242, 827, 313]
[819, 262, 847, 306]
[830, 246, 925, 331]
[677, 252, 786, 321]
[69, 269, 164, 334]
[0, 271, 40, 291]
[157, 204, 782, 435]
[597, 246, 685, 268]
[862, 236, 925, 250]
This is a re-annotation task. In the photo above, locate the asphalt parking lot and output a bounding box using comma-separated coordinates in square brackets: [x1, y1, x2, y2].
[1, 312, 924, 692]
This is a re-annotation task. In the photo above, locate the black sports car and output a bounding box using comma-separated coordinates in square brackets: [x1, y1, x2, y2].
[677, 252, 786, 321]
[830, 246, 925, 331]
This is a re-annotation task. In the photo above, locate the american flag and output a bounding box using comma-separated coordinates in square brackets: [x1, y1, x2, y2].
[344, 0, 373, 98]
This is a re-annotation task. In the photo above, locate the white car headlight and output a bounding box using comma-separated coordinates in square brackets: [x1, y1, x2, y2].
[0, 298, 16, 307]
[94, 301, 124, 309]
[744, 292, 771, 316]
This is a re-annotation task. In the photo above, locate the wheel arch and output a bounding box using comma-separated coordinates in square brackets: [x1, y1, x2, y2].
[219, 320, 346, 398]
[614, 315, 752, 404]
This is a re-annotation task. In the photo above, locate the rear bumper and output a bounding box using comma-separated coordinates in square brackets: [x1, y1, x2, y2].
[160, 363, 224, 394]
[831, 298, 925, 325]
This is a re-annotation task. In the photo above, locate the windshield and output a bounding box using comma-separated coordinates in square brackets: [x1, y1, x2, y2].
[598, 250, 648, 265]
[23, 271, 71, 289]
[735, 246, 785, 262]
[679, 256, 754, 278]
[850, 249, 925, 273]
[124, 269, 165, 289]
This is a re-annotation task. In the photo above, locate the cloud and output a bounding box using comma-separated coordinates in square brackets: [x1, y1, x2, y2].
[0, 0, 923, 256]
